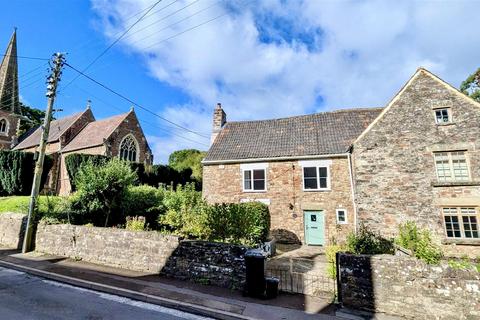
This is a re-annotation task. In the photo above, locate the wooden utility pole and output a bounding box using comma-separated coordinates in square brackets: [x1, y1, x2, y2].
[22, 53, 65, 253]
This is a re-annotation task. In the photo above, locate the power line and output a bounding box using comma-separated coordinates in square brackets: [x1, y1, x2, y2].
[64, 62, 210, 139]
[70, 0, 179, 54]
[74, 2, 225, 75]
[0, 53, 49, 61]
[62, 0, 164, 90]
[71, 83, 209, 147]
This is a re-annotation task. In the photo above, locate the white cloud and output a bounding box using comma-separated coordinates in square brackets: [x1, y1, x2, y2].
[91, 0, 480, 163]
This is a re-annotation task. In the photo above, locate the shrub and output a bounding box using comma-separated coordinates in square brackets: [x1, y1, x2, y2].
[0, 150, 52, 196]
[158, 183, 209, 239]
[207, 202, 270, 246]
[325, 244, 345, 279]
[396, 221, 443, 264]
[121, 185, 164, 228]
[65, 153, 109, 191]
[346, 224, 394, 254]
[126, 216, 146, 231]
[71, 158, 137, 227]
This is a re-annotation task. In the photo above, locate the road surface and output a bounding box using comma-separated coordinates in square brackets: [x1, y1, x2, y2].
[0, 266, 212, 320]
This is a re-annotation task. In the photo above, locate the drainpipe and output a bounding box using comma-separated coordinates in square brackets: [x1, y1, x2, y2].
[347, 148, 358, 234]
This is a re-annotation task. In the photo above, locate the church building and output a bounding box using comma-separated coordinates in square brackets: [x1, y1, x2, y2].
[0, 30, 153, 194]
[0, 30, 21, 150]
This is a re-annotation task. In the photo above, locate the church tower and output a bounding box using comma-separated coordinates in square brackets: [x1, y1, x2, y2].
[0, 30, 21, 150]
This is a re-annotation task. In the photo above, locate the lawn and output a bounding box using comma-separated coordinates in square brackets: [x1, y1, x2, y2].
[0, 196, 60, 214]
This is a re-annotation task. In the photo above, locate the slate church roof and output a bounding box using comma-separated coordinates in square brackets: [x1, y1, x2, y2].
[204, 107, 383, 162]
[14, 111, 85, 150]
[62, 112, 129, 152]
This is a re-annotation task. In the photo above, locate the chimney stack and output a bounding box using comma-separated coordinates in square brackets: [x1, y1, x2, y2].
[211, 102, 226, 145]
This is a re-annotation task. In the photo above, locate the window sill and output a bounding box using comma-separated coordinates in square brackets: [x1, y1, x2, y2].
[432, 181, 480, 187]
[435, 122, 456, 127]
[442, 238, 480, 246]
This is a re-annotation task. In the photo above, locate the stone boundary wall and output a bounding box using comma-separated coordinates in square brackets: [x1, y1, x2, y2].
[0, 212, 26, 249]
[161, 240, 247, 289]
[338, 253, 480, 319]
[35, 224, 248, 289]
[35, 223, 180, 273]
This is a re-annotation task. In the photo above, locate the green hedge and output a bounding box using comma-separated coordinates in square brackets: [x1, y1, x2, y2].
[65, 153, 198, 191]
[65, 154, 109, 191]
[0, 150, 52, 196]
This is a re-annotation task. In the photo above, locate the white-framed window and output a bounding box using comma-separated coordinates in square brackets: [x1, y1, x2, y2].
[434, 108, 452, 124]
[0, 118, 7, 134]
[119, 134, 139, 162]
[434, 151, 469, 182]
[336, 209, 347, 224]
[299, 160, 331, 191]
[241, 163, 268, 192]
[443, 207, 479, 239]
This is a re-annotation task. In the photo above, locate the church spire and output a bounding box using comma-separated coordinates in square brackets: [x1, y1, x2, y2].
[0, 29, 20, 115]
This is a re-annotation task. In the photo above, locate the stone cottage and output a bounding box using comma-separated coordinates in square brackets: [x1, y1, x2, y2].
[203, 68, 480, 254]
[203, 103, 381, 244]
[14, 106, 153, 195]
[352, 68, 480, 256]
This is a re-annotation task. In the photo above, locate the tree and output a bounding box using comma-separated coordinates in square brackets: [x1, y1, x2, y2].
[168, 149, 206, 181]
[18, 102, 48, 136]
[460, 68, 480, 103]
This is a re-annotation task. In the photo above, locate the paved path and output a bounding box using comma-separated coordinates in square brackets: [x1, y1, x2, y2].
[0, 266, 211, 320]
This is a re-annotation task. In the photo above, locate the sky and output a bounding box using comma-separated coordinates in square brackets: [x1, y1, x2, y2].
[1, 0, 479, 163]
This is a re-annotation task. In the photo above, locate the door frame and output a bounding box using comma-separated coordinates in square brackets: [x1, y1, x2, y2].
[304, 210, 325, 246]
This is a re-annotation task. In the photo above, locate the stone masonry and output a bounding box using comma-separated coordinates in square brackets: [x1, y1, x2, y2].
[338, 253, 480, 319]
[353, 69, 480, 255]
[0, 110, 19, 150]
[35, 223, 180, 273]
[0, 212, 26, 249]
[203, 158, 355, 244]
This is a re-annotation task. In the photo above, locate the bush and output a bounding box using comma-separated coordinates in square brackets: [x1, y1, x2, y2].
[71, 158, 137, 227]
[65, 153, 109, 191]
[121, 185, 164, 228]
[346, 224, 394, 254]
[396, 221, 443, 264]
[207, 202, 270, 246]
[126, 216, 146, 231]
[158, 183, 209, 239]
[325, 244, 345, 279]
[0, 150, 52, 196]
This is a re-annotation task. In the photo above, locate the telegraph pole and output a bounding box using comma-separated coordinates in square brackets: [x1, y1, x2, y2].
[22, 53, 65, 253]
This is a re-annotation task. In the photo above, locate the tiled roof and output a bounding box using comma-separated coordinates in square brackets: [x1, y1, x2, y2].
[62, 112, 129, 152]
[204, 107, 383, 162]
[14, 111, 85, 150]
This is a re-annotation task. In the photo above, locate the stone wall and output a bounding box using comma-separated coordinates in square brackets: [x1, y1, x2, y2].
[0, 212, 26, 249]
[35, 224, 247, 289]
[353, 69, 480, 248]
[203, 157, 354, 244]
[338, 253, 480, 319]
[161, 240, 247, 289]
[0, 110, 20, 150]
[35, 223, 180, 273]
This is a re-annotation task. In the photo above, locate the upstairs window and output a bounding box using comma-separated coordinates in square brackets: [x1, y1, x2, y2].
[243, 169, 266, 191]
[434, 151, 469, 182]
[443, 207, 478, 239]
[303, 166, 329, 190]
[119, 135, 138, 162]
[0, 119, 7, 133]
[434, 108, 451, 124]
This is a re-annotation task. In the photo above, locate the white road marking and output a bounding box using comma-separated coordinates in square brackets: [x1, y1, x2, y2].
[42, 279, 213, 320]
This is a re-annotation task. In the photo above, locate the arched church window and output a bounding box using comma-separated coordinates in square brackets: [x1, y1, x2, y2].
[119, 135, 138, 162]
[0, 119, 7, 134]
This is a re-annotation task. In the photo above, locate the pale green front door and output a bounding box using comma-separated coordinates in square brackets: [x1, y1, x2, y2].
[304, 211, 325, 245]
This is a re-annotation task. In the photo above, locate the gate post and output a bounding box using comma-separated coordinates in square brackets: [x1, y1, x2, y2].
[335, 252, 342, 304]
